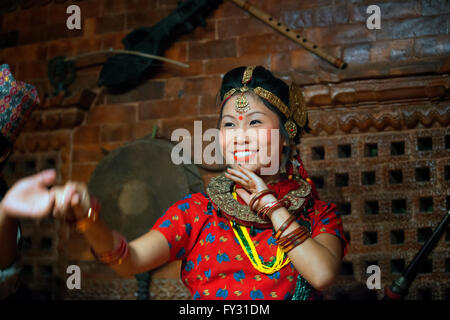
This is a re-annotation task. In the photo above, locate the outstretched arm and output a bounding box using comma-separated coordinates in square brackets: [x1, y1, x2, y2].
[54, 182, 171, 277]
[80, 218, 170, 277]
[0, 169, 57, 269]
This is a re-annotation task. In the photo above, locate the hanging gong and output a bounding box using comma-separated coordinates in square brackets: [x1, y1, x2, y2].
[88, 136, 204, 241]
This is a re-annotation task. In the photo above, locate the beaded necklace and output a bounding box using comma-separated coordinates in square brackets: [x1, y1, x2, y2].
[230, 188, 313, 300]
[230, 189, 290, 274]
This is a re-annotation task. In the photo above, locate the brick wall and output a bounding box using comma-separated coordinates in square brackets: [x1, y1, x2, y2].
[1, 0, 449, 299]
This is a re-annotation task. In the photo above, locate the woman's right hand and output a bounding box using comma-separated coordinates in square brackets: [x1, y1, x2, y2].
[52, 181, 91, 223]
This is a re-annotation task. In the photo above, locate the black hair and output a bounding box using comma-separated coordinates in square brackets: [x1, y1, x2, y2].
[218, 66, 310, 145]
[217, 66, 311, 172]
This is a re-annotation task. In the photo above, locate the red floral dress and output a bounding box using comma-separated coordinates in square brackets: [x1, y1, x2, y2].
[151, 178, 348, 300]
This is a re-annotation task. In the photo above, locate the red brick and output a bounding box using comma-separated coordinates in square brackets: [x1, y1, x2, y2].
[71, 163, 98, 183]
[377, 16, 448, 41]
[82, 18, 97, 37]
[73, 126, 101, 145]
[17, 29, 45, 46]
[103, 80, 165, 104]
[101, 31, 129, 50]
[16, 8, 33, 30]
[184, 77, 222, 97]
[100, 123, 136, 142]
[11, 43, 47, 62]
[198, 94, 220, 116]
[66, 73, 99, 94]
[440, 57, 450, 73]
[2, 11, 20, 32]
[87, 104, 137, 124]
[343, 44, 370, 65]
[103, 0, 157, 15]
[237, 33, 298, 56]
[189, 39, 237, 61]
[350, 2, 420, 23]
[138, 96, 199, 120]
[414, 36, 450, 58]
[135, 120, 160, 139]
[73, 144, 105, 163]
[46, 3, 69, 25]
[126, 9, 173, 29]
[177, 19, 217, 42]
[17, 61, 47, 80]
[291, 45, 320, 72]
[46, 39, 76, 58]
[164, 42, 188, 62]
[203, 54, 270, 75]
[279, 7, 314, 29]
[156, 0, 178, 9]
[50, 131, 71, 151]
[271, 52, 291, 73]
[312, 6, 334, 27]
[96, 15, 126, 34]
[277, 0, 332, 11]
[72, 35, 103, 55]
[158, 116, 197, 139]
[304, 24, 376, 47]
[210, 1, 249, 19]
[44, 22, 83, 42]
[369, 41, 391, 64]
[77, 0, 103, 18]
[217, 17, 273, 39]
[159, 115, 218, 139]
[422, 0, 450, 16]
[164, 78, 185, 98]
[151, 60, 203, 79]
[390, 39, 414, 62]
[40, 109, 84, 131]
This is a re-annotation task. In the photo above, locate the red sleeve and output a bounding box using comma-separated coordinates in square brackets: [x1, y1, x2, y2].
[151, 193, 209, 262]
[310, 201, 349, 258]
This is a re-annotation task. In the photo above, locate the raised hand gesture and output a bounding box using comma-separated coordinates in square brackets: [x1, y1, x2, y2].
[224, 165, 277, 211]
[0, 169, 57, 219]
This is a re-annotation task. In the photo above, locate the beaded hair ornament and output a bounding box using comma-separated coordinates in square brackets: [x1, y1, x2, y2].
[221, 66, 308, 139]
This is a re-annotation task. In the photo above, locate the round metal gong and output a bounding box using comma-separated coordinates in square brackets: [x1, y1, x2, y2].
[88, 136, 204, 241]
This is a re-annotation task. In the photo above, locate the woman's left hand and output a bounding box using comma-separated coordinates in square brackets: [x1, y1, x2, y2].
[224, 165, 276, 211]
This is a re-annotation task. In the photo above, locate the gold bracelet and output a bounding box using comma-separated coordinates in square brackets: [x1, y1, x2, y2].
[76, 197, 101, 232]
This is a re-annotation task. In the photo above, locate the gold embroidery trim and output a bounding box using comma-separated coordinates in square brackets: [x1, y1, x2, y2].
[207, 174, 312, 227]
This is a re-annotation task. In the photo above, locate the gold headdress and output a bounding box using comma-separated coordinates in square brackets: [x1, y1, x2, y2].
[222, 66, 308, 139]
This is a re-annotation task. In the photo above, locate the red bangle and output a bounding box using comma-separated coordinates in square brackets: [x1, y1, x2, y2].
[277, 226, 309, 247]
[283, 233, 310, 253]
[257, 198, 290, 219]
[278, 226, 310, 251]
[274, 215, 297, 240]
[91, 230, 129, 265]
[249, 189, 277, 211]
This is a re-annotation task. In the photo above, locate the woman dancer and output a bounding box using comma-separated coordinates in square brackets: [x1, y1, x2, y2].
[52, 66, 348, 300]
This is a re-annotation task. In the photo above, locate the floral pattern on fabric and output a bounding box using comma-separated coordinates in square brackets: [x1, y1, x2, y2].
[152, 191, 348, 300]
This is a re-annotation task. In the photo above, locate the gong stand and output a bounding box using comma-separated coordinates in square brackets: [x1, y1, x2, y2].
[383, 210, 450, 300]
[88, 137, 204, 300]
[135, 272, 152, 300]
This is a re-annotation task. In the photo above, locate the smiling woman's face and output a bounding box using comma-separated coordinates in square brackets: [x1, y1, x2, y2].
[219, 93, 285, 175]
